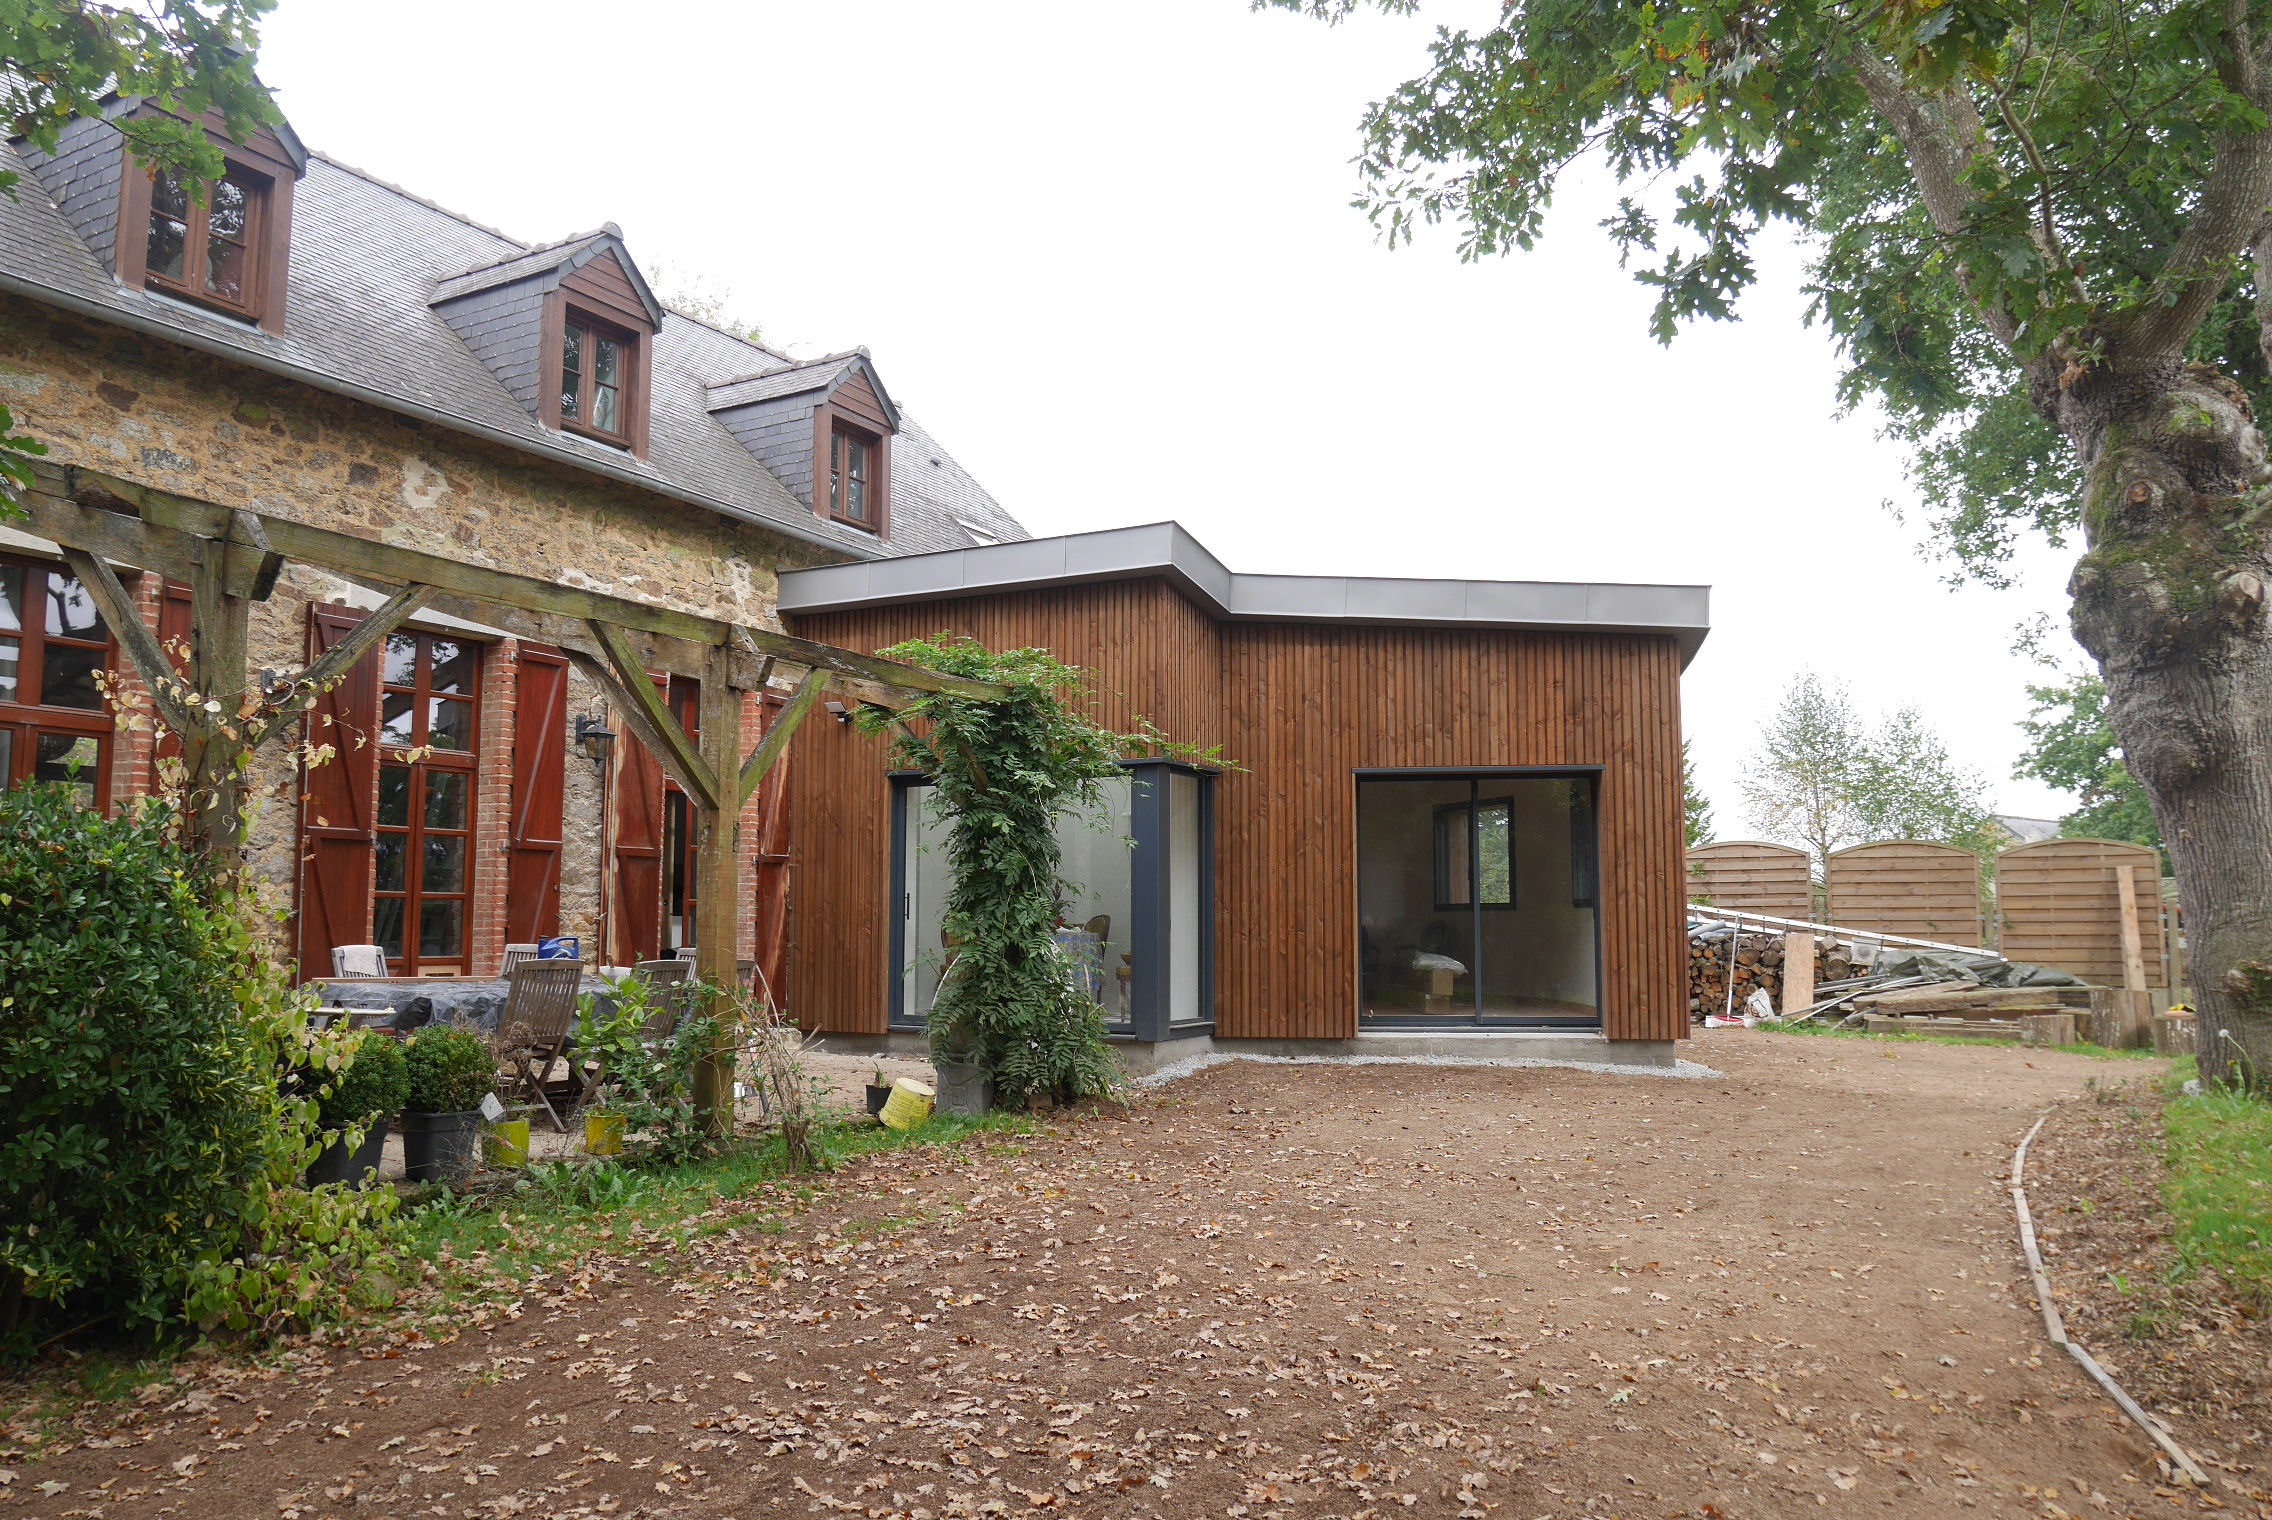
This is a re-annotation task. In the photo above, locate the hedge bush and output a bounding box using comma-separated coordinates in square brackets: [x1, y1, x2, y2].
[0, 783, 403, 1352]
[405, 1025, 495, 1113]
[317, 1032, 410, 1131]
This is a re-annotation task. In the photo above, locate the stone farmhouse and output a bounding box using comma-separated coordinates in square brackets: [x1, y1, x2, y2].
[0, 92, 1026, 987]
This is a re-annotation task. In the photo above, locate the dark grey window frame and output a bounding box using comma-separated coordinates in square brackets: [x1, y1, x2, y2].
[888, 758, 1215, 1041]
[1355, 765, 1605, 1030]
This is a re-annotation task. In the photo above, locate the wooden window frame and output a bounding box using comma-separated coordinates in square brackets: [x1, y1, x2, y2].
[114, 124, 297, 334]
[0, 550, 118, 812]
[373, 631, 483, 976]
[816, 409, 891, 536]
[541, 295, 653, 458]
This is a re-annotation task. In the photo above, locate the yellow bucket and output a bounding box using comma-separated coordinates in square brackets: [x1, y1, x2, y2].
[879, 1078, 934, 1131]
[484, 1118, 531, 1168]
[585, 1113, 625, 1156]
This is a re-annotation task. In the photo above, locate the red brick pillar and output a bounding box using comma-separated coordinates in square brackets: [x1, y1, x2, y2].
[471, 637, 518, 974]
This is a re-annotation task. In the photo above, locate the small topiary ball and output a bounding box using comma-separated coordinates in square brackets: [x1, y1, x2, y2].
[403, 1024, 497, 1114]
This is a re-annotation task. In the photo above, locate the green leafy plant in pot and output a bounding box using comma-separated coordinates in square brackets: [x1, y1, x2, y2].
[306, 1031, 409, 1188]
[400, 1024, 495, 1184]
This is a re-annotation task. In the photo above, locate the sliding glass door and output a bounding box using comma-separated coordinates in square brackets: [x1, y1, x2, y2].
[1356, 771, 1600, 1026]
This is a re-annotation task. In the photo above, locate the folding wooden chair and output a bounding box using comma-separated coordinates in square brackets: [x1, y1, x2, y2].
[495, 959, 586, 1132]
[633, 959, 692, 1043]
[499, 943, 540, 976]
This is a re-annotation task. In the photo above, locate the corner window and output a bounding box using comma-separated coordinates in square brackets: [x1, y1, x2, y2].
[560, 315, 631, 442]
[830, 425, 875, 526]
[145, 167, 267, 316]
[374, 631, 481, 975]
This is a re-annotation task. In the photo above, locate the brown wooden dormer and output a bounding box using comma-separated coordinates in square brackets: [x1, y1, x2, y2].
[431, 227, 663, 459]
[706, 351, 900, 537]
[13, 97, 309, 334]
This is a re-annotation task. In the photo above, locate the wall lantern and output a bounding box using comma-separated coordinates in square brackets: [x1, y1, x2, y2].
[574, 713, 616, 766]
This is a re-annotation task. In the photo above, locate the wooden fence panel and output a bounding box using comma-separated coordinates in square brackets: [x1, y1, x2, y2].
[1686, 841, 1811, 921]
[1996, 838, 2166, 987]
[1826, 840, 1983, 947]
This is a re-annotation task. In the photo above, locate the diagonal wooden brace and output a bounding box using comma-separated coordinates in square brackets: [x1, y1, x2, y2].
[739, 666, 828, 808]
[247, 583, 436, 749]
[586, 619, 720, 810]
[56, 548, 202, 737]
[565, 643, 720, 812]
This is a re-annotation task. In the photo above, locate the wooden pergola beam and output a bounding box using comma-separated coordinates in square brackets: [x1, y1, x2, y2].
[54, 462, 1010, 702]
[586, 620, 721, 812]
[739, 667, 829, 808]
[56, 547, 201, 736]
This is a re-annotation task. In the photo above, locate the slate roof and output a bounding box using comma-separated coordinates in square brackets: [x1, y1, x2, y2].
[0, 141, 1027, 561]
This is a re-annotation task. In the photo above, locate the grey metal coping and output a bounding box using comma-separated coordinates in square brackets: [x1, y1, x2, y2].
[778, 521, 1712, 666]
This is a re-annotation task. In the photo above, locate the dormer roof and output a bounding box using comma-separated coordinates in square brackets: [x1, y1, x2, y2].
[430, 224, 663, 325]
[706, 350, 899, 428]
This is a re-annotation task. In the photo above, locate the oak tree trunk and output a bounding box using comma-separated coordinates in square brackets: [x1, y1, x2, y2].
[2054, 349, 2272, 1087]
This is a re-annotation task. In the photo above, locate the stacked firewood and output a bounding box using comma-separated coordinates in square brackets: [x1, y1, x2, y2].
[1687, 929, 1854, 1020]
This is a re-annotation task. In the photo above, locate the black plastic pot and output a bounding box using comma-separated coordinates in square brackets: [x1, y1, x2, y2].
[400, 1109, 482, 1183]
[305, 1119, 391, 1188]
[865, 1083, 893, 1118]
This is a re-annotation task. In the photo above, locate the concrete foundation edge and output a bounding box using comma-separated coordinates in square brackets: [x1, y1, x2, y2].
[807, 1029, 1682, 1079]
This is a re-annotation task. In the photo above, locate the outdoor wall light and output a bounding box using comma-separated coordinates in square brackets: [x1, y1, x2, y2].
[825, 700, 853, 726]
[574, 713, 616, 765]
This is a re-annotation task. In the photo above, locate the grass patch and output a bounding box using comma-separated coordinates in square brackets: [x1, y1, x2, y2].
[1759, 1021, 2160, 1058]
[2161, 1081, 2272, 1309]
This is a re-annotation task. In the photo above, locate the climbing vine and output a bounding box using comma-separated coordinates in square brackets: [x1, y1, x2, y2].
[862, 637, 1207, 1106]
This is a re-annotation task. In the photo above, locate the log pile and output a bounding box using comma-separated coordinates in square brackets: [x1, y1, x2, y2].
[1688, 929, 1854, 1019]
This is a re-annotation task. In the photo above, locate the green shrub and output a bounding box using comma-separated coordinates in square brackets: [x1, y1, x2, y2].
[317, 1031, 410, 1130]
[0, 784, 267, 1348]
[405, 1025, 495, 1113]
[573, 978, 724, 1165]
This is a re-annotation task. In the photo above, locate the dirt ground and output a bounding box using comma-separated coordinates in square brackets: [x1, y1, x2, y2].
[5, 1031, 2262, 1520]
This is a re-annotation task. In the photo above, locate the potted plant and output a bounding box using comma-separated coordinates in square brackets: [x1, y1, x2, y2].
[865, 1066, 893, 1119]
[401, 1024, 496, 1183]
[306, 1030, 409, 1187]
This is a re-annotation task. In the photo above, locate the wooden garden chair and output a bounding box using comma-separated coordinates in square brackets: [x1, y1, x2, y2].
[495, 959, 586, 1133]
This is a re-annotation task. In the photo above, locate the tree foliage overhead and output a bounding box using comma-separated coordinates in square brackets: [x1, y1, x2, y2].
[1682, 737, 1713, 847]
[1266, 0, 2272, 583]
[0, 0, 281, 203]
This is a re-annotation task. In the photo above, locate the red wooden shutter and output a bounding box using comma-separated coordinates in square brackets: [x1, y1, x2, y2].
[750, 688, 793, 1009]
[506, 645, 569, 945]
[295, 606, 381, 981]
[609, 672, 667, 965]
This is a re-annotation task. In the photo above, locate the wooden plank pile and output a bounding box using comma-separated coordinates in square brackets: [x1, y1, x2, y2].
[1846, 979, 2093, 1044]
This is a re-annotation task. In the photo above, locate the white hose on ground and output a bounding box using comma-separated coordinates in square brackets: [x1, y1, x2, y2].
[2010, 1113, 2211, 1488]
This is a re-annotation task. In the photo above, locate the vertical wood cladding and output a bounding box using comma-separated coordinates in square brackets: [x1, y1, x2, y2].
[788, 579, 1687, 1044]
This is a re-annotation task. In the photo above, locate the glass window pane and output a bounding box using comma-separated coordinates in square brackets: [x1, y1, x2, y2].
[380, 692, 415, 747]
[561, 325, 584, 421]
[146, 175, 188, 281]
[846, 436, 866, 481]
[427, 697, 473, 752]
[1434, 803, 1472, 908]
[39, 644, 105, 710]
[0, 728, 11, 786]
[593, 336, 619, 386]
[422, 833, 465, 894]
[150, 171, 190, 222]
[1168, 771, 1203, 1025]
[45, 572, 103, 638]
[377, 765, 411, 827]
[374, 834, 406, 892]
[1477, 799, 1513, 906]
[0, 565, 21, 632]
[34, 732, 101, 807]
[204, 177, 249, 300]
[427, 639, 472, 695]
[592, 382, 618, 434]
[418, 898, 463, 959]
[423, 770, 467, 830]
[382, 633, 418, 688]
[373, 897, 405, 959]
[1051, 775, 1134, 1017]
[0, 636, 16, 703]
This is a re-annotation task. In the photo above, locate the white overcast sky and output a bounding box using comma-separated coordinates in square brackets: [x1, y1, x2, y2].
[258, 0, 2086, 831]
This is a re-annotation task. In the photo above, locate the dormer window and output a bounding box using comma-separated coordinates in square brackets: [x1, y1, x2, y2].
[560, 315, 631, 441]
[829, 425, 875, 525]
[142, 165, 272, 319]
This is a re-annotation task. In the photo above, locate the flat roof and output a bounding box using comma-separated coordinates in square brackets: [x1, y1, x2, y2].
[777, 521, 1712, 667]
